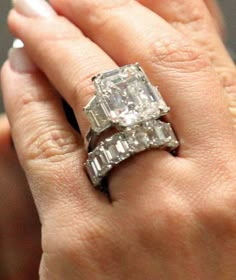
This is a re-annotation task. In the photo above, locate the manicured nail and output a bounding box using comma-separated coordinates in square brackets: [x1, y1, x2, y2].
[13, 38, 24, 48]
[12, 0, 56, 18]
[8, 40, 37, 73]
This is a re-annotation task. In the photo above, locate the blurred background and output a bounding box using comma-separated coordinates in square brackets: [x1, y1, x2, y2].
[0, 0, 236, 113]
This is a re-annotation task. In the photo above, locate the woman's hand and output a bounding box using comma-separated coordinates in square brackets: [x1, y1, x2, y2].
[0, 114, 41, 279]
[1, 0, 236, 279]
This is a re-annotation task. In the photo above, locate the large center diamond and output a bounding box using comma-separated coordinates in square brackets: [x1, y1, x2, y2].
[93, 64, 165, 127]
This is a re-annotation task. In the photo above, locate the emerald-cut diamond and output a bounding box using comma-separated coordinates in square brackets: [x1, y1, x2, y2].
[104, 135, 130, 164]
[146, 121, 178, 148]
[93, 64, 169, 127]
[85, 120, 179, 187]
[126, 129, 150, 153]
[164, 124, 179, 149]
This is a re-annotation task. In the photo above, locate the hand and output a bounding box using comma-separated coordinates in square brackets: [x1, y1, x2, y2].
[1, 0, 236, 279]
[0, 114, 41, 279]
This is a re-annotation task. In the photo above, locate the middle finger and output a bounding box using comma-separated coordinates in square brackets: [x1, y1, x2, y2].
[48, 0, 233, 155]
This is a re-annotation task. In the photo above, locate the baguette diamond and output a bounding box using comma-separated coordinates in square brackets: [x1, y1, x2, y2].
[85, 120, 179, 187]
[104, 135, 130, 164]
[84, 96, 110, 133]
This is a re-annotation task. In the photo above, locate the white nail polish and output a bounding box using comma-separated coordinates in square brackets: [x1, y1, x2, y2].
[8, 47, 37, 73]
[13, 38, 24, 48]
[12, 0, 56, 18]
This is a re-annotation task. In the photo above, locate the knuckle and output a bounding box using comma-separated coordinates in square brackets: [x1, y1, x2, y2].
[83, 0, 134, 29]
[148, 38, 210, 73]
[36, 16, 82, 44]
[23, 126, 79, 163]
[216, 66, 236, 92]
[10, 78, 57, 123]
[169, 0, 205, 26]
[17, 86, 54, 109]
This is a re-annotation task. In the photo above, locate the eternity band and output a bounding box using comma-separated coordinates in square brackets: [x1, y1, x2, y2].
[85, 120, 179, 187]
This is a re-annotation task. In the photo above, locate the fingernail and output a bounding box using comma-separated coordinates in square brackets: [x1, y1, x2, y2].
[8, 39, 37, 73]
[13, 38, 24, 48]
[12, 0, 56, 18]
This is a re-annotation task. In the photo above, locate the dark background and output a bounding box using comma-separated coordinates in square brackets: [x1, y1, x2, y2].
[0, 0, 236, 113]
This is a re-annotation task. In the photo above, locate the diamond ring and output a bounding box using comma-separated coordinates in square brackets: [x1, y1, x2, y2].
[85, 120, 179, 188]
[83, 64, 179, 189]
[84, 63, 170, 151]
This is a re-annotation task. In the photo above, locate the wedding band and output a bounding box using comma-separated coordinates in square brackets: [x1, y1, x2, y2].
[85, 120, 179, 187]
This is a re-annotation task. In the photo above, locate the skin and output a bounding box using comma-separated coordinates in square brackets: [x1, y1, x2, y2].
[0, 115, 41, 279]
[0, 0, 236, 279]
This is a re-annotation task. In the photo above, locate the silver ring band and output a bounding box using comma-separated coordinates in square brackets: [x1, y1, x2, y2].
[85, 120, 179, 187]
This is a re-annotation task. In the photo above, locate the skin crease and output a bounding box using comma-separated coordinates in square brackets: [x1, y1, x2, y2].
[0, 0, 236, 279]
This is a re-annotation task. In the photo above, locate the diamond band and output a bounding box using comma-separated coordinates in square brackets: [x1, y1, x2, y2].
[85, 120, 179, 186]
[84, 63, 170, 135]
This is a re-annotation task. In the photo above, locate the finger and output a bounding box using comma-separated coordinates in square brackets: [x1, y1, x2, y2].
[0, 119, 41, 279]
[0, 114, 41, 279]
[0, 114, 11, 148]
[8, 0, 234, 203]
[46, 0, 234, 151]
[204, 0, 225, 37]
[1, 45, 104, 223]
[7, 5, 176, 201]
[137, 0, 236, 128]
[8, 6, 117, 139]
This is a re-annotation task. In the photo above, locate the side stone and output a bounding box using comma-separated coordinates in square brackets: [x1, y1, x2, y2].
[84, 96, 111, 133]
